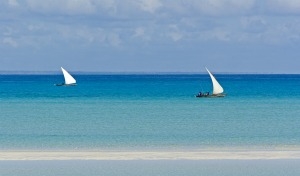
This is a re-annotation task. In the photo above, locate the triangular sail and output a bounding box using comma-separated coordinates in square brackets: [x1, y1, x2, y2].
[61, 67, 76, 85]
[205, 67, 223, 95]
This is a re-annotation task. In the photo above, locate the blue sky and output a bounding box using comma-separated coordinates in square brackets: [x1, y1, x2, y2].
[1, 0, 300, 73]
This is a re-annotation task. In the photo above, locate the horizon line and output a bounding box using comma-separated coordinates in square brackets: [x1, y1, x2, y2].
[0, 71, 299, 75]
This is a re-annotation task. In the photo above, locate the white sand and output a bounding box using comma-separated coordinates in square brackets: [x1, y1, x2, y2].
[1, 150, 300, 160]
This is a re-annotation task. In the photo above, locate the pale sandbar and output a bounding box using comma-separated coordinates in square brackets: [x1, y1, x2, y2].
[1, 150, 300, 160]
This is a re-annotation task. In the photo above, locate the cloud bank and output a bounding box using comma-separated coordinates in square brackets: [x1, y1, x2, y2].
[1, 0, 299, 47]
[1, 0, 300, 72]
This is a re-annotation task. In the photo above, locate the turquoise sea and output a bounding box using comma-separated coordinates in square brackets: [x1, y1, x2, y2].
[0, 74, 300, 150]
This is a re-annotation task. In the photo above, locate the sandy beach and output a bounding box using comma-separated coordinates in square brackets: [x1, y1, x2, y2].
[1, 150, 300, 160]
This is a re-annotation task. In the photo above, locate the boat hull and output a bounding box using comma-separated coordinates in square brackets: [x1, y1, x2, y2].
[196, 94, 225, 98]
[55, 83, 77, 86]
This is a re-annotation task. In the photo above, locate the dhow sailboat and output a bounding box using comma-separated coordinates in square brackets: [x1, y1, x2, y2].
[55, 67, 77, 86]
[196, 68, 225, 98]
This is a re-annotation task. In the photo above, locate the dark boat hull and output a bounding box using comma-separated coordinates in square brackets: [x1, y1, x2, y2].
[196, 94, 225, 98]
[55, 83, 77, 86]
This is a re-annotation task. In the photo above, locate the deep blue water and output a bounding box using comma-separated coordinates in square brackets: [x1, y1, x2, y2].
[0, 74, 300, 150]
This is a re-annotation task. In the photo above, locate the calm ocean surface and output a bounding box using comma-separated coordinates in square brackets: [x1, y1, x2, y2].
[2, 160, 300, 176]
[0, 74, 300, 150]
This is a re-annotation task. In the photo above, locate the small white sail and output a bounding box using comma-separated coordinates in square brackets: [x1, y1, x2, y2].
[61, 67, 76, 85]
[205, 67, 223, 95]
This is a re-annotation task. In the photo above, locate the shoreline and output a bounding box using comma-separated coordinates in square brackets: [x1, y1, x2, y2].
[1, 150, 300, 160]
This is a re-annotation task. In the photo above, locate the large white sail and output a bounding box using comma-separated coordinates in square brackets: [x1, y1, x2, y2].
[61, 67, 76, 85]
[205, 67, 223, 95]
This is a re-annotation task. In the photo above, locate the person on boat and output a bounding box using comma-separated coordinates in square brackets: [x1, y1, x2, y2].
[197, 92, 202, 97]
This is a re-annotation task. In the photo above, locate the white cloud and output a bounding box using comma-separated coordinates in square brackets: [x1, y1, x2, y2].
[3, 37, 18, 47]
[2, 0, 300, 48]
[132, 27, 152, 42]
[107, 33, 121, 46]
[264, 21, 300, 44]
[133, 27, 145, 38]
[201, 29, 231, 41]
[237, 16, 300, 44]
[8, 0, 19, 7]
[26, 0, 95, 15]
[179, 0, 256, 16]
[167, 25, 183, 42]
[168, 32, 183, 41]
[138, 0, 162, 13]
[5, 0, 300, 18]
[27, 24, 45, 32]
[267, 0, 300, 14]
[92, 0, 117, 13]
[2, 0, 300, 73]
[241, 16, 267, 33]
[54, 25, 108, 44]
[3, 27, 14, 36]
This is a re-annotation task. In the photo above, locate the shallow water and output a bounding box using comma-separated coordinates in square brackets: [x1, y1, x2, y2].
[0, 74, 300, 150]
[1, 160, 300, 176]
